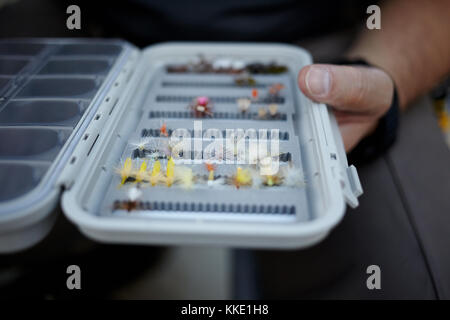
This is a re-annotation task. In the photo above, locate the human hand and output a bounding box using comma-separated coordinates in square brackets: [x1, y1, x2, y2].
[298, 64, 394, 152]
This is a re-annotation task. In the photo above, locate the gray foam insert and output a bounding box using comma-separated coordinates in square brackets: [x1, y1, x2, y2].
[99, 66, 311, 222]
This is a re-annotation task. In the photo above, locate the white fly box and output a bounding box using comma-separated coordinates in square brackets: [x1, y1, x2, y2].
[0, 39, 362, 252]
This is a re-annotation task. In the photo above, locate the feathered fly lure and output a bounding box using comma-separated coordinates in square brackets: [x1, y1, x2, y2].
[204, 162, 225, 187]
[237, 97, 251, 113]
[134, 161, 148, 184]
[150, 160, 164, 186]
[231, 167, 253, 189]
[174, 166, 194, 189]
[205, 162, 216, 183]
[257, 104, 279, 120]
[130, 137, 172, 160]
[116, 157, 134, 186]
[258, 156, 283, 187]
[113, 186, 143, 212]
[280, 165, 305, 187]
[268, 83, 285, 96]
[234, 72, 256, 86]
[189, 96, 213, 118]
[166, 157, 175, 187]
[130, 137, 151, 151]
[159, 122, 169, 137]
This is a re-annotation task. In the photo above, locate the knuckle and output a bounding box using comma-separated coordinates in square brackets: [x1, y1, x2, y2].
[328, 66, 369, 108]
[349, 67, 368, 106]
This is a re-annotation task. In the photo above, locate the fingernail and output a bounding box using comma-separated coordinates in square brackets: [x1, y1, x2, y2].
[305, 66, 330, 97]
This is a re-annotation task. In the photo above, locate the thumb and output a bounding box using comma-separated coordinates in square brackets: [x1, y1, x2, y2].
[298, 64, 393, 115]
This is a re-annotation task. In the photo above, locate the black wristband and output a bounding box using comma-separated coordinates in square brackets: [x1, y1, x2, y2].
[335, 58, 400, 165]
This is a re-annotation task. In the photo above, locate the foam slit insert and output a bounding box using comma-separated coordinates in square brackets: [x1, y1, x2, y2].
[156, 95, 285, 104]
[100, 64, 310, 222]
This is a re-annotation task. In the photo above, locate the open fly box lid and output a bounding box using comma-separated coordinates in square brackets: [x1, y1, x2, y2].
[0, 40, 362, 253]
[0, 38, 139, 253]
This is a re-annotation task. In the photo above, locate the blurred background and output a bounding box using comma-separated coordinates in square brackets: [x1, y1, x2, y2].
[0, 0, 449, 299]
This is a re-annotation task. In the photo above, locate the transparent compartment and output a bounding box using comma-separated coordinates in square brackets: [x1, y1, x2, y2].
[0, 58, 30, 75]
[0, 42, 45, 56]
[0, 38, 137, 254]
[0, 127, 71, 160]
[16, 77, 100, 99]
[57, 43, 122, 56]
[0, 100, 85, 126]
[38, 59, 112, 75]
[0, 161, 50, 202]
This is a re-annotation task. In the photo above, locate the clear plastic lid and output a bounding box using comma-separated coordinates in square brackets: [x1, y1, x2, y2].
[0, 38, 134, 252]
